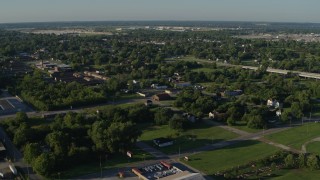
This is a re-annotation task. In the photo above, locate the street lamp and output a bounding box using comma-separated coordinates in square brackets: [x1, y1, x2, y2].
[100, 155, 102, 178]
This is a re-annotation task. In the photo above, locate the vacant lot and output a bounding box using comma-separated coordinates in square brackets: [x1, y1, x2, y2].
[185, 140, 278, 176]
[139, 123, 237, 154]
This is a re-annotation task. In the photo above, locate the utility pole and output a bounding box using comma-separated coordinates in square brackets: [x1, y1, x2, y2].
[307, 112, 311, 134]
[100, 155, 102, 178]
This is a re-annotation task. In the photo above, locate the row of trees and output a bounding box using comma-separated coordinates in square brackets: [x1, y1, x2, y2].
[220, 151, 320, 179]
[16, 71, 106, 110]
[0, 104, 153, 176]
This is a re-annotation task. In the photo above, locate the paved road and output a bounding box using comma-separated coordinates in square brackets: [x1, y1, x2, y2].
[203, 119, 250, 136]
[136, 141, 169, 159]
[0, 98, 146, 120]
[186, 58, 320, 80]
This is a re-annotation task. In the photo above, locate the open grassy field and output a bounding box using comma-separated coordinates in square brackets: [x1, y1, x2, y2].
[191, 67, 216, 73]
[232, 121, 262, 133]
[165, 56, 210, 63]
[60, 148, 153, 179]
[266, 123, 320, 150]
[272, 169, 320, 180]
[306, 141, 320, 155]
[184, 140, 278, 176]
[139, 123, 238, 154]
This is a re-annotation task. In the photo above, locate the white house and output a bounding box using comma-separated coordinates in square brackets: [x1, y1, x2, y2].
[267, 99, 280, 108]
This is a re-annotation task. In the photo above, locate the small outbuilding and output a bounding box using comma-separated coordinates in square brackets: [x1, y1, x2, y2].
[152, 93, 171, 101]
[153, 138, 174, 147]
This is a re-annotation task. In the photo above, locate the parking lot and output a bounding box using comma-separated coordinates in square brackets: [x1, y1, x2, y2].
[0, 90, 33, 116]
[131, 161, 191, 180]
[139, 163, 180, 179]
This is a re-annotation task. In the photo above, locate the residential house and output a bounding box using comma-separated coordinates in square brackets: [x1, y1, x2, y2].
[209, 111, 227, 121]
[267, 99, 280, 108]
[152, 93, 171, 101]
[276, 109, 282, 117]
[151, 84, 168, 90]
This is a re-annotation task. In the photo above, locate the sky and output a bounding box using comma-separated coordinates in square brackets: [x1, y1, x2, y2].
[0, 0, 319, 23]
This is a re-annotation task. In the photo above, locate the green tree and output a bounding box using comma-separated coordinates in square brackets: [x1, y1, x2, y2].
[298, 153, 306, 168]
[247, 115, 265, 129]
[154, 108, 173, 125]
[227, 115, 235, 126]
[24, 143, 41, 164]
[45, 131, 69, 157]
[89, 120, 141, 153]
[33, 153, 56, 176]
[13, 123, 29, 147]
[281, 109, 291, 123]
[15, 112, 29, 123]
[307, 155, 320, 170]
[284, 154, 296, 168]
[291, 102, 303, 119]
[169, 114, 186, 131]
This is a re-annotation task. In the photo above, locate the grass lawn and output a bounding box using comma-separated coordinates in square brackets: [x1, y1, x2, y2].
[184, 140, 278, 176]
[191, 68, 215, 73]
[272, 169, 320, 180]
[84, 102, 143, 114]
[60, 148, 153, 179]
[116, 93, 142, 101]
[306, 141, 320, 155]
[166, 56, 209, 63]
[266, 123, 320, 150]
[232, 121, 262, 133]
[157, 100, 175, 106]
[139, 123, 238, 154]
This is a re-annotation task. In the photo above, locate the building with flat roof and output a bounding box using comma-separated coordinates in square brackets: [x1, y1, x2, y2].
[132, 161, 204, 180]
[153, 138, 173, 147]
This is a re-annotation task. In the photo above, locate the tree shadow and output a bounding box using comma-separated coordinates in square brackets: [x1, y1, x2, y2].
[220, 140, 260, 150]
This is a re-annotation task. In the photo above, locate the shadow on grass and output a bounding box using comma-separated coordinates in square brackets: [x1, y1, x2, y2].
[221, 140, 260, 150]
[144, 138, 226, 155]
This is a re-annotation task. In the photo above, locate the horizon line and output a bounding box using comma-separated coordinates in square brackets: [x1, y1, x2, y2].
[1, 20, 320, 25]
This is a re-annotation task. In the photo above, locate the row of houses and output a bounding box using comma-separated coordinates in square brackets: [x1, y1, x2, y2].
[48, 70, 111, 86]
[36, 61, 72, 72]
